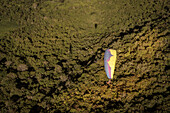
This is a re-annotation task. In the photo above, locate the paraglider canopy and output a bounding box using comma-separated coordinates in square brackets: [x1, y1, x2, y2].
[104, 49, 117, 80]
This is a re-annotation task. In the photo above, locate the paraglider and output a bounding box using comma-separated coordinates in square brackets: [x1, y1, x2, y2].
[104, 49, 117, 84]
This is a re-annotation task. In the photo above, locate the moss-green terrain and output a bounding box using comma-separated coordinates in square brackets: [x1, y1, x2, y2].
[0, 0, 169, 112]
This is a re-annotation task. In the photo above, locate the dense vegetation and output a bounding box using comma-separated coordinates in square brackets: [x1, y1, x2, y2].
[0, 0, 169, 112]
